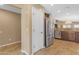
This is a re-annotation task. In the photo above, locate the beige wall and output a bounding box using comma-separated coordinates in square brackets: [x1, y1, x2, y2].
[21, 4, 44, 54]
[10, 4, 23, 9]
[10, 4, 43, 9]
[0, 9, 21, 46]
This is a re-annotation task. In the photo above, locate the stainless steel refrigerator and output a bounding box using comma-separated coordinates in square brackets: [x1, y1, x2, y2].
[44, 14, 54, 47]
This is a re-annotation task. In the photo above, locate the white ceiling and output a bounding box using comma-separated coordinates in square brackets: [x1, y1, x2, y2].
[51, 4, 79, 21]
[1, 4, 79, 21]
[41, 4, 52, 13]
[0, 4, 51, 14]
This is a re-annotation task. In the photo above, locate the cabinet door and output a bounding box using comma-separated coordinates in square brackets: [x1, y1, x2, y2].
[69, 32, 75, 41]
[75, 32, 79, 42]
[61, 31, 69, 40]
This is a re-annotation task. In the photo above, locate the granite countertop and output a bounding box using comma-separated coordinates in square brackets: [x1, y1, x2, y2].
[61, 29, 79, 32]
[55, 28, 79, 32]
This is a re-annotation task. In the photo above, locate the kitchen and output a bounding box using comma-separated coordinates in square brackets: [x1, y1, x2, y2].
[53, 4, 79, 43]
[55, 20, 79, 43]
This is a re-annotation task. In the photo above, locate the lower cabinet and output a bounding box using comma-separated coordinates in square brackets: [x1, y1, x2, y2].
[61, 31, 79, 42]
[69, 32, 75, 41]
[61, 31, 69, 41]
[75, 32, 79, 42]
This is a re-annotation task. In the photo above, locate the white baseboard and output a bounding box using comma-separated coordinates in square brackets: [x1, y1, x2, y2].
[0, 41, 21, 48]
[32, 46, 45, 55]
[21, 50, 29, 55]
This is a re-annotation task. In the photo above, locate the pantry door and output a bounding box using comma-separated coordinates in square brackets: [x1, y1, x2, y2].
[32, 7, 44, 53]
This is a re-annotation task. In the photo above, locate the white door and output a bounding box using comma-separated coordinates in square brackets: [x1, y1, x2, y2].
[32, 7, 44, 53]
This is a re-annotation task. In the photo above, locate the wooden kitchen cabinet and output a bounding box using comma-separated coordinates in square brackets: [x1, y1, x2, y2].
[68, 32, 75, 41]
[61, 31, 79, 42]
[61, 31, 69, 41]
[75, 32, 79, 42]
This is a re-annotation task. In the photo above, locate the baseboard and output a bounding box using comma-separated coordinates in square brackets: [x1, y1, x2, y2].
[21, 50, 29, 55]
[32, 46, 45, 55]
[0, 41, 21, 48]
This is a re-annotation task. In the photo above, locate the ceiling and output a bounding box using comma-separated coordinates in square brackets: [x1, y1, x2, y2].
[51, 4, 79, 21]
[11, 4, 79, 21]
[0, 4, 52, 14]
[1, 4, 79, 21]
[11, 4, 52, 13]
[41, 4, 52, 13]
